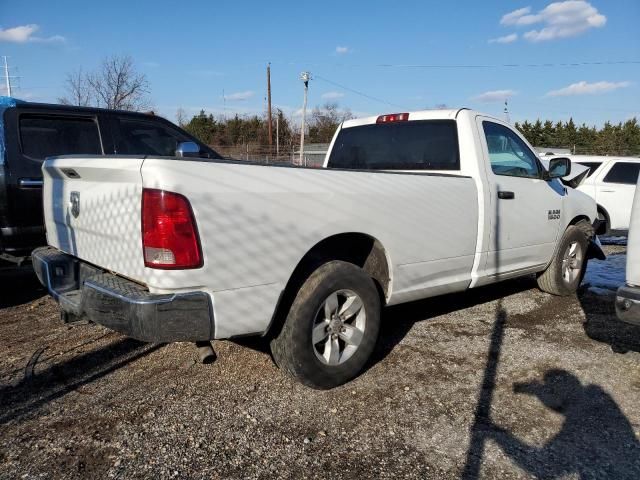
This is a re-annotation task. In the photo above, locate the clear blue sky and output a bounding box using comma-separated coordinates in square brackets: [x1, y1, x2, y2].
[1, 0, 638, 126]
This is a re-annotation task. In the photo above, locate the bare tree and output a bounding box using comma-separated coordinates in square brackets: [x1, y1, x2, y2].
[308, 103, 353, 143]
[58, 68, 91, 106]
[59, 55, 151, 111]
[176, 107, 187, 127]
[88, 55, 151, 111]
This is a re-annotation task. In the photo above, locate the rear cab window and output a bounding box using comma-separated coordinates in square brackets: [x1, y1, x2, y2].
[19, 114, 102, 160]
[603, 162, 640, 185]
[327, 120, 459, 170]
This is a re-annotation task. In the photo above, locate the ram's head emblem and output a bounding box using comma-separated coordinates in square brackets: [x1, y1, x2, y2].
[70, 191, 80, 218]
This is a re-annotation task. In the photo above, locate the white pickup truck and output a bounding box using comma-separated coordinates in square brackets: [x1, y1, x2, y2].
[33, 109, 604, 388]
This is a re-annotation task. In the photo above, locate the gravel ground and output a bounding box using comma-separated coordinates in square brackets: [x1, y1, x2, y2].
[1, 244, 639, 479]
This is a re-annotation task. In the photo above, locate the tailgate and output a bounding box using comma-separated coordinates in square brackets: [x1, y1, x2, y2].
[42, 156, 146, 282]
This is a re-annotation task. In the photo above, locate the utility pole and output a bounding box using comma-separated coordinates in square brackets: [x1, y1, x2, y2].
[3, 56, 12, 97]
[299, 71, 311, 166]
[222, 89, 226, 120]
[276, 109, 280, 157]
[503, 99, 511, 124]
[267, 63, 273, 150]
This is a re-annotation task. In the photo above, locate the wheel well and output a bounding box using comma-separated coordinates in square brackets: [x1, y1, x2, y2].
[568, 215, 594, 237]
[263, 233, 391, 338]
[569, 215, 590, 226]
[293, 233, 390, 299]
[596, 204, 610, 225]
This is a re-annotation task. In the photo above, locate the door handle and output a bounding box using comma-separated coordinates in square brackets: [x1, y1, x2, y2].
[600, 190, 615, 193]
[18, 178, 43, 188]
[498, 191, 515, 200]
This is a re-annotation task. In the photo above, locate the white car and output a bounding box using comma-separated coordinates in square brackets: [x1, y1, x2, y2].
[32, 108, 602, 388]
[616, 176, 640, 324]
[553, 155, 640, 233]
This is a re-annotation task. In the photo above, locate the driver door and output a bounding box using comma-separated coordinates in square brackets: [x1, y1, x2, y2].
[477, 118, 565, 277]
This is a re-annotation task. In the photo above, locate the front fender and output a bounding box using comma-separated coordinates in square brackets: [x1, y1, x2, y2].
[561, 188, 597, 231]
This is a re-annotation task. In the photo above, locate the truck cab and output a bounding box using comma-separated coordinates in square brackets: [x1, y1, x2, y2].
[324, 110, 598, 283]
[0, 96, 219, 266]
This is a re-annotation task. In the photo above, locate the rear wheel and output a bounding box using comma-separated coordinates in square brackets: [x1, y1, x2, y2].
[270, 260, 381, 389]
[537, 225, 588, 296]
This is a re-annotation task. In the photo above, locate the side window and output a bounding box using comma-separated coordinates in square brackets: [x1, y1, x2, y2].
[577, 162, 602, 178]
[19, 115, 102, 160]
[482, 121, 541, 179]
[115, 117, 192, 156]
[603, 162, 640, 185]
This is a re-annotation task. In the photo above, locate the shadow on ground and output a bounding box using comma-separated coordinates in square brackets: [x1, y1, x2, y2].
[462, 286, 640, 478]
[369, 276, 535, 369]
[0, 265, 46, 308]
[579, 287, 640, 354]
[0, 337, 163, 426]
[469, 368, 640, 479]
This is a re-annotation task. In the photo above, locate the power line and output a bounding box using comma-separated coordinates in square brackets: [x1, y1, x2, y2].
[314, 74, 407, 110]
[333, 60, 640, 69]
[203, 59, 640, 71]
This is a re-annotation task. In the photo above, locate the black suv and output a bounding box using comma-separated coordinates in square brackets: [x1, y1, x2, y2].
[0, 97, 220, 266]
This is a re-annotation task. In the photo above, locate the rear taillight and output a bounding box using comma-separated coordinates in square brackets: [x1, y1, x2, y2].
[142, 189, 202, 269]
[376, 112, 409, 123]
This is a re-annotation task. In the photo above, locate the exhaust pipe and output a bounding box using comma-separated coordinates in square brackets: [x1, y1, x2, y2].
[195, 341, 216, 364]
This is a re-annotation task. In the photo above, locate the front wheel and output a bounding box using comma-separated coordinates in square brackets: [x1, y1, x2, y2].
[537, 225, 588, 296]
[270, 260, 381, 389]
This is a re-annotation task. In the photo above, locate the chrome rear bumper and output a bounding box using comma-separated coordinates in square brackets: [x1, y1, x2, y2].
[32, 247, 214, 342]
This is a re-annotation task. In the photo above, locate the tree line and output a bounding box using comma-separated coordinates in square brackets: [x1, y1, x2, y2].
[179, 103, 353, 150]
[515, 118, 640, 156]
[182, 111, 640, 157]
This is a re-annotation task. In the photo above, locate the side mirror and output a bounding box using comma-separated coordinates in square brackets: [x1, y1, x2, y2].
[176, 141, 201, 158]
[547, 157, 571, 179]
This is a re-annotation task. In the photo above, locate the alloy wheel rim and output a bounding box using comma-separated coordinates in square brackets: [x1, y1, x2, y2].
[312, 289, 367, 366]
[561, 241, 583, 284]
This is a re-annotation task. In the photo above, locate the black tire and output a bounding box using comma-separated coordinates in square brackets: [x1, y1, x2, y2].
[270, 260, 381, 389]
[537, 225, 589, 296]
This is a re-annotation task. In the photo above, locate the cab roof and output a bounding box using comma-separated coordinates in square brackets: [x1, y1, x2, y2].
[0, 95, 158, 119]
[341, 108, 486, 128]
